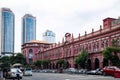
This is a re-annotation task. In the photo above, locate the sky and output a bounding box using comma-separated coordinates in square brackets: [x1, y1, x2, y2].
[0, 0, 120, 53]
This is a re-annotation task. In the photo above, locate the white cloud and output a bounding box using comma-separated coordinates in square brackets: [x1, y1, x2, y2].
[0, 0, 120, 52]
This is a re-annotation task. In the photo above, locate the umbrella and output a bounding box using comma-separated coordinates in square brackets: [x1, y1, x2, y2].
[12, 63, 22, 67]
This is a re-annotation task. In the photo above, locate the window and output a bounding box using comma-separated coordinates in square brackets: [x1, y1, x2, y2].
[101, 41, 104, 48]
[28, 49, 33, 59]
[106, 40, 108, 47]
[97, 42, 99, 50]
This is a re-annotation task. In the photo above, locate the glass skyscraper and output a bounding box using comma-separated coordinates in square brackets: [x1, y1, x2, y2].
[0, 8, 15, 56]
[42, 30, 55, 43]
[22, 14, 36, 44]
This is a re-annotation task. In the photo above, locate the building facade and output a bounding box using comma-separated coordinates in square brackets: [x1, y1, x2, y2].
[22, 14, 36, 45]
[22, 17, 120, 69]
[22, 40, 51, 64]
[0, 8, 15, 56]
[42, 30, 55, 43]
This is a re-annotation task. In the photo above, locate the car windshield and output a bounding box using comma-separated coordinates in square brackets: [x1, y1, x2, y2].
[11, 69, 17, 72]
[115, 67, 120, 70]
[11, 68, 21, 72]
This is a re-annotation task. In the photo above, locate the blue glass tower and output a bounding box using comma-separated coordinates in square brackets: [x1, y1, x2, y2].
[22, 14, 36, 44]
[0, 8, 15, 56]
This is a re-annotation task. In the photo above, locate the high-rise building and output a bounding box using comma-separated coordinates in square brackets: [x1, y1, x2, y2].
[42, 30, 55, 43]
[0, 8, 15, 56]
[22, 14, 36, 44]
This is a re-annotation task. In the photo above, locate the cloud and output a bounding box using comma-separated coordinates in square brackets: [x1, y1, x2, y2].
[0, 0, 120, 52]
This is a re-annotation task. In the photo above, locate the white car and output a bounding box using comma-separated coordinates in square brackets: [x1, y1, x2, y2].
[64, 68, 78, 73]
[6, 68, 23, 79]
[24, 68, 32, 76]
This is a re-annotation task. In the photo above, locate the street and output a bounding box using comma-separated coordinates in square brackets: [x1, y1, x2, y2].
[18, 72, 118, 80]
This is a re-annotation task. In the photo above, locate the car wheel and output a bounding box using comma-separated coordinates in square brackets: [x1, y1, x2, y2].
[103, 72, 106, 76]
[20, 77, 22, 79]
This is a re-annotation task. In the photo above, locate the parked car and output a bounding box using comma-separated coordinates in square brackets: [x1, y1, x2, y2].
[64, 68, 78, 74]
[51, 69, 57, 73]
[24, 68, 32, 76]
[86, 68, 103, 75]
[6, 68, 23, 79]
[102, 66, 120, 76]
[78, 69, 87, 74]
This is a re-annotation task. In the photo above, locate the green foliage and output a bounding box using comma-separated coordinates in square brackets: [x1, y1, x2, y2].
[0, 53, 27, 70]
[112, 39, 119, 47]
[0, 56, 10, 69]
[24, 65, 31, 69]
[11, 53, 26, 65]
[74, 50, 88, 68]
[42, 59, 51, 69]
[34, 59, 51, 69]
[56, 59, 69, 69]
[56, 59, 65, 65]
[102, 47, 113, 59]
[111, 55, 120, 66]
[34, 60, 42, 68]
[15, 53, 26, 65]
[74, 57, 79, 65]
[102, 47, 120, 66]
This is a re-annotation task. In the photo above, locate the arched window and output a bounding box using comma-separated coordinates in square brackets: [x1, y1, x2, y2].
[29, 49, 33, 53]
[106, 40, 108, 47]
[79, 44, 82, 51]
[93, 43, 96, 52]
[97, 42, 99, 50]
[101, 41, 104, 49]
[28, 49, 33, 59]
[89, 44, 91, 51]
[85, 44, 88, 51]
[28, 49, 33, 64]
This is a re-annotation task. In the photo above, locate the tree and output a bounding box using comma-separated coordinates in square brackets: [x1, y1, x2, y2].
[9, 55, 16, 65]
[74, 50, 88, 69]
[13, 53, 26, 65]
[56, 59, 69, 69]
[0, 56, 10, 69]
[102, 47, 120, 66]
[64, 60, 69, 69]
[112, 39, 119, 47]
[102, 38, 120, 66]
[42, 60, 51, 69]
[56, 59, 64, 69]
[34, 60, 42, 69]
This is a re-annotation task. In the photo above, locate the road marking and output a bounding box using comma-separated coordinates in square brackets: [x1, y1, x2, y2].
[65, 79, 70, 80]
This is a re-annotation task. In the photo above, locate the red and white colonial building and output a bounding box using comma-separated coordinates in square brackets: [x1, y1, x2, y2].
[22, 17, 120, 69]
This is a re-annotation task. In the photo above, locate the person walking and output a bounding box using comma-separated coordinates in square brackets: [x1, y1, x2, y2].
[16, 68, 20, 80]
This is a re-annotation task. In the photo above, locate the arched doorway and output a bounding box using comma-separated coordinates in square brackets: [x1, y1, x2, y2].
[28, 49, 33, 64]
[94, 58, 99, 69]
[87, 59, 91, 70]
[103, 58, 108, 67]
[65, 61, 70, 69]
[52, 63, 55, 69]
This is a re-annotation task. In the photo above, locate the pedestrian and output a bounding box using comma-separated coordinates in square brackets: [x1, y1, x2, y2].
[16, 68, 20, 80]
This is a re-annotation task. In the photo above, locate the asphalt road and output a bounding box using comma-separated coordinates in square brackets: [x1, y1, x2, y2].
[17, 72, 119, 80]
